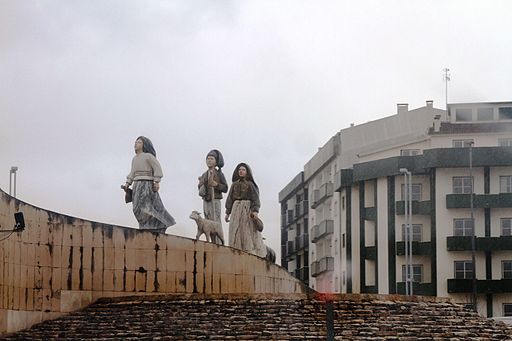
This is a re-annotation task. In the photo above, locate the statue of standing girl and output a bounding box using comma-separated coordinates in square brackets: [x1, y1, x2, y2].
[122, 136, 175, 233]
[225, 163, 266, 258]
[197, 149, 228, 244]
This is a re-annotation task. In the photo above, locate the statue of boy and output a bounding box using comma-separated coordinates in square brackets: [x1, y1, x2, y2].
[197, 149, 228, 244]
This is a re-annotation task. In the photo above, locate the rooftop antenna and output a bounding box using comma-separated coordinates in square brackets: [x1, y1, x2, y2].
[443, 68, 451, 111]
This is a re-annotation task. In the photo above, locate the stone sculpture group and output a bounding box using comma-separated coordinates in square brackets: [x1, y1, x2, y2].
[122, 136, 275, 262]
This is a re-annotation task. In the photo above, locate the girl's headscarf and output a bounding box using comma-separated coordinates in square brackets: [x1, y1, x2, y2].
[232, 162, 258, 190]
[206, 149, 224, 169]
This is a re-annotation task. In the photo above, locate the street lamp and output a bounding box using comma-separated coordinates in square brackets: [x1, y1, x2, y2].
[9, 166, 18, 198]
[400, 168, 413, 295]
[468, 142, 477, 312]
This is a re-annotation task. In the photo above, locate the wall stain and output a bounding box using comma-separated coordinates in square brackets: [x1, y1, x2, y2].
[67, 246, 73, 289]
[193, 251, 198, 293]
[79, 246, 84, 290]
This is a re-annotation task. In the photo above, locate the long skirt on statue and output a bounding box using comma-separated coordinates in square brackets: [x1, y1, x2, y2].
[132, 180, 175, 233]
[228, 200, 266, 258]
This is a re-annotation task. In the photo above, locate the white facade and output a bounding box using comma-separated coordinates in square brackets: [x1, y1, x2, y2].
[280, 101, 512, 318]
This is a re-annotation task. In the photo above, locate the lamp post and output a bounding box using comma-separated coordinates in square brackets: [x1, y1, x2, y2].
[400, 168, 413, 295]
[9, 166, 18, 198]
[469, 142, 477, 312]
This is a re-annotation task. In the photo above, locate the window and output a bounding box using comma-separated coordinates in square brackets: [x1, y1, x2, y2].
[401, 183, 422, 201]
[401, 264, 423, 282]
[342, 196, 345, 210]
[454, 261, 473, 279]
[501, 218, 512, 236]
[455, 108, 473, 121]
[453, 139, 474, 148]
[504, 304, 512, 317]
[502, 261, 512, 279]
[453, 176, 473, 194]
[499, 107, 512, 120]
[500, 176, 512, 193]
[342, 233, 346, 248]
[477, 107, 494, 121]
[401, 224, 423, 242]
[499, 138, 512, 147]
[454, 219, 474, 236]
[400, 149, 421, 156]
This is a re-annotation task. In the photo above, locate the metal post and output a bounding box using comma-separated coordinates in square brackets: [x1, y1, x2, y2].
[469, 142, 477, 311]
[443, 68, 450, 111]
[9, 167, 18, 198]
[400, 168, 412, 295]
[404, 171, 409, 296]
[408, 170, 413, 295]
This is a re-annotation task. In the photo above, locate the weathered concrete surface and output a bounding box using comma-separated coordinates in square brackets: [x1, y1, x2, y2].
[0, 188, 308, 334]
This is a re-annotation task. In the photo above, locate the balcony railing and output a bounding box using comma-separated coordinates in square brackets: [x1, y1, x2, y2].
[395, 200, 432, 215]
[295, 233, 309, 251]
[311, 220, 334, 243]
[396, 282, 434, 296]
[446, 193, 512, 209]
[447, 278, 512, 293]
[396, 241, 432, 255]
[293, 267, 309, 282]
[281, 229, 287, 243]
[286, 240, 295, 256]
[364, 207, 377, 221]
[311, 256, 334, 277]
[311, 182, 334, 209]
[447, 236, 512, 251]
[287, 210, 294, 225]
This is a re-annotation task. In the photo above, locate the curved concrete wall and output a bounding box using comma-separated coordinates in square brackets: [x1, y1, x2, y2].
[0, 188, 308, 333]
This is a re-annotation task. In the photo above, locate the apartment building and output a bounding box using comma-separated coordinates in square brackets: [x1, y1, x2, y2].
[279, 100, 512, 318]
[279, 172, 309, 285]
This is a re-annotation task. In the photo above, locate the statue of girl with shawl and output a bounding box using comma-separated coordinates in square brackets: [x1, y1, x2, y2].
[224, 163, 266, 258]
[122, 136, 175, 233]
[197, 149, 228, 244]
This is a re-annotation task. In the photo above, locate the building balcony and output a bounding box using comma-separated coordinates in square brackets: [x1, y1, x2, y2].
[446, 236, 512, 251]
[311, 220, 334, 243]
[286, 240, 296, 257]
[295, 201, 309, 219]
[281, 213, 286, 227]
[311, 182, 334, 209]
[294, 267, 309, 283]
[334, 169, 354, 191]
[287, 209, 295, 225]
[365, 246, 376, 260]
[364, 207, 377, 221]
[395, 200, 432, 215]
[281, 229, 287, 242]
[311, 257, 334, 277]
[396, 282, 435, 296]
[446, 193, 512, 209]
[396, 241, 432, 255]
[447, 278, 512, 294]
[295, 233, 309, 251]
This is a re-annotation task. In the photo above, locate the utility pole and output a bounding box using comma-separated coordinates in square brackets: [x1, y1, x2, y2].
[469, 141, 477, 312]
[400, 168, 413, 295]
[9, 166, 18, 198]
[443, 68, 451, 111]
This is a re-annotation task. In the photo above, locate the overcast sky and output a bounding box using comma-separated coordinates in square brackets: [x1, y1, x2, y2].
[1, 0, 511, 262]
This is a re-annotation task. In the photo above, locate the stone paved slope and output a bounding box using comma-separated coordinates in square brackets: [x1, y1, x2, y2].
[3, 294, 512, 340]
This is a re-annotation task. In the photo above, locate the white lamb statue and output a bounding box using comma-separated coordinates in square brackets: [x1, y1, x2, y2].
[189, 210, 224, 245]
